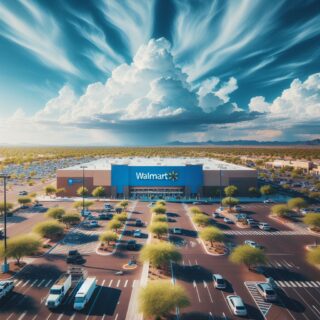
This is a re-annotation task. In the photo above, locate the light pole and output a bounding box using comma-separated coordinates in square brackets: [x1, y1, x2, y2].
[80, 166, 87, 214]
[0, 173, 10, 273]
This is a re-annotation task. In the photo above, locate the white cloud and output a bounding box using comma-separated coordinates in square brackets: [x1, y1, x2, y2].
[249, 73, 320, 121]
[12, 37, 255, 144]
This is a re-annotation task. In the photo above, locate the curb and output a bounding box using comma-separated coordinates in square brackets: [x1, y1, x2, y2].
[182, 204, 228, 257]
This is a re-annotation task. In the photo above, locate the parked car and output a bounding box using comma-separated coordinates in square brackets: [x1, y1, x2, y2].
[259, 222, 271, 231]
[256, 282, 277, 301]
[88, 221, 99, 228]
[226, 295, 247, 316]
[0, 280, 14, 300]
[263, 199, 275, 204]
[66, 250, 82, 264]
[81, 209, 91, 217]
[216, 207, 225, 213]
[232, 205, 242, 212]
[244, 240, 262, 249]
[99, 213, 112, 220]
[247, 218, 258, 227]
[33, 202, 43, 207]
[172, 227, 182, 234]
[133, 229, 142, 238]
[223, 217, 233, 224]
[18, 191, 28, 196]
[235, 213, 248, 221]
[127, 240, 137, 250]
[212, 212, 223, 218]
[212, 274, 226, 289]
[135, 219, 144, 227]
[104, 203, 113, 210]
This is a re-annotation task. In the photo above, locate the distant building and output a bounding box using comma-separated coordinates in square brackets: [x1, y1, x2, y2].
[265, 160, 314, 173]
[57, 157, 257, 199]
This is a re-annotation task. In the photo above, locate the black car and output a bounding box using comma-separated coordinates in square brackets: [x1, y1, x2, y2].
[135, 219, 143, 227]
[0, 229, 4, 239]
[66, 250, 82, 263]
[127, 240, 137, 250]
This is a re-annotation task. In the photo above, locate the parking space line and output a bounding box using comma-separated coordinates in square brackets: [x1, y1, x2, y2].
[22, 280, 30, 287]
[116, 280, 120, 287]
[193, 281, 201, 303]
[15, 280, 23, 287]
[204, 281, 213, 303]
[37, 279, 45, 287]
[18, 312, 27, 320]
[291, 287, 320, 319]
[108, 279, 113, 287]
[45, 279, 53, 287]
[124, 280, 128, 287]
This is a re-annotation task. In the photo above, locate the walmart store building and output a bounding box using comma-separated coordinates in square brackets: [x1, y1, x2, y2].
[57, 157, 257, 199]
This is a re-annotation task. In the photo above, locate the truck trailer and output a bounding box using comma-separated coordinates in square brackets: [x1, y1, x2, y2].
[73, 277, 97, 310]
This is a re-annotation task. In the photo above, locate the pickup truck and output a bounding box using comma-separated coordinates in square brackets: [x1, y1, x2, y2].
[0, 281, 14, 299]
[45, 274, 72, 308]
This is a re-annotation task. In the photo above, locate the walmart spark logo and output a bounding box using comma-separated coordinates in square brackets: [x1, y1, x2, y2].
[168, 171, 179, 181]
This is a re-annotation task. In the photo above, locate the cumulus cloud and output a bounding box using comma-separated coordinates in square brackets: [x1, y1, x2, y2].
[30, 38, 258, 143]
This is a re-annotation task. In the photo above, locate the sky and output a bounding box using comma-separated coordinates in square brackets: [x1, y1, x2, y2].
[0, 0, 319, 145]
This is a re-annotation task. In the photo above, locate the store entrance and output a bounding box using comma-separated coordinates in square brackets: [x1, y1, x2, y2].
[129, 187, 184, 199]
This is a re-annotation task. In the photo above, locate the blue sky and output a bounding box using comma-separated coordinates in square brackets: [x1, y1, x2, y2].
[0, 0, 319, 145]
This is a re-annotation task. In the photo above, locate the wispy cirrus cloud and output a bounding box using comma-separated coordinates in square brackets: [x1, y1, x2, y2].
[0, 0, 78, 75]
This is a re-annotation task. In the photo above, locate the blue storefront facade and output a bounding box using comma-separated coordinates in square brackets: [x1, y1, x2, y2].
[111, 164, 203, 198]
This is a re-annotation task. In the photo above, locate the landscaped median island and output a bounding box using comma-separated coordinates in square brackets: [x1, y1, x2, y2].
[97, 201, 129, 254]
[188, 205, 227, 255]
[137, 201, 191, 319]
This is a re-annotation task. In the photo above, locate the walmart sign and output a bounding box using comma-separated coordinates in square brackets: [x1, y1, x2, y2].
[135, 171, 179, 181]
[111, 165, 203, 193]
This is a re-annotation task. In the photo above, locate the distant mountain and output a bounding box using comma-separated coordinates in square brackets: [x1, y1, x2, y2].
[167, 139, 320, 146]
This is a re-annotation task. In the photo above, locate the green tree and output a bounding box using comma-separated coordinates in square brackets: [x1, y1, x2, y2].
[99, 231, 118, 245]
[151, 205, 166, 215]
[56, 188, 66, 196]
[230, 245, 266, 270]
[139, 242, 181, 268]
[303, 213, 320, 229]
[148, 222, 168, 239]
[118, 200, 129, 209]
[17, 196, 32, 207]
[73, 200, 93, 209]
[287, 197, 307, 211]
[248, 187, 259, 197]
[33, 220, 65, 239]
[92, 186, 106, 198]
[45, 185, 56, 196]
[114, 212, 128, 223]
[260, 185, 274, 197]
[0, 233, 41, 265]
[199, 227, 224, 247]
[224, 185, 238, 197]
[77, 186, 89, 197]
[108, 219, 122, 232]
[156, 200, 166, 206]
[139, 280, 190, 319]
[189, 206, 202, 215]
[45, 207, 66, 220]
[152, 214, 167, 223]
[61, 212, 81, 228]
[271, 204, 291, 218]
[221, 197, 239, 210]
[306, 247, 320, 266]
[192, 213, 210, 227]
[0, 202, 13, 216]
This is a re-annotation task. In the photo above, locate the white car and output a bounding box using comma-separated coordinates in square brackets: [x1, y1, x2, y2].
[259, 222, 271, 231]
[223, 217, 233, 224]
[212, 274, 226, 289]
[263, 199, 274, 204]
[226, 295, 247, 316]
[133, 229, 142, 237]
[256, 282, 277, 301]
[232, 205, 242, 212]
[172, 227, 182, 234]
[244, 240, 262, 249]
[216, 207, 225, 213]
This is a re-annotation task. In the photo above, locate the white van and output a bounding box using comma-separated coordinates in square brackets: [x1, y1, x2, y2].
[74, 277, 97, 310]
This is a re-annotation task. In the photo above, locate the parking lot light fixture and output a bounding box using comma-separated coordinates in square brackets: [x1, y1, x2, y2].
[0, 173, 10, 273]
[80, 166, 87, 214]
